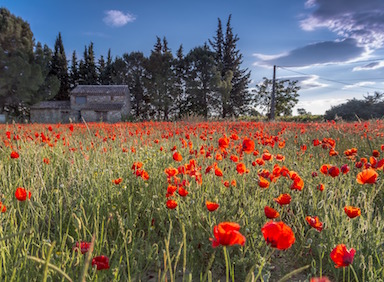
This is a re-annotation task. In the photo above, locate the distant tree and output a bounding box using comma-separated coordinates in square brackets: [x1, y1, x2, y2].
[254, 78, 300, 116]
[210, 15, 251, 118]
[51, 32, 70, 100]
[184, 44, 219, 118]
[0, 8, 44, 115]
[123, 52, 149, 119]
[297, 108, 311, 115]
[174, 45, 186, 119]
[69, 50, 79, 88]
[34, 42, 60, 103]
[99, 49, 113, 85]
[86, 42, 98, 84]
[324, 93, 384, 121]
[97, 55, 105, 84]
[145, 36, 178, 120]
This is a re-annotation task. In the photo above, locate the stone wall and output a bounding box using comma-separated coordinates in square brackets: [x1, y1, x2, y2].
[30, 109, 72, 123]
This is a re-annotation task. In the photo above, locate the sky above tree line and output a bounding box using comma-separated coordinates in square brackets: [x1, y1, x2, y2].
[2, 0, 384, 115]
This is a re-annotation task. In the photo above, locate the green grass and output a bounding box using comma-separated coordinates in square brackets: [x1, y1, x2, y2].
[0, 120, 383, 281]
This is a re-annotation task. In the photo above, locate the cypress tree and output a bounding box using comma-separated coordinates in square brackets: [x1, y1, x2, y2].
[69, 50, 79, 88]
[51, 32, 70, 100]
[210, 15, 251, 118]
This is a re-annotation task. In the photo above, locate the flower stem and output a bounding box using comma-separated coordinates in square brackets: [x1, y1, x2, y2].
[223, 246, 229, 282]
[350, 264, 359, 282]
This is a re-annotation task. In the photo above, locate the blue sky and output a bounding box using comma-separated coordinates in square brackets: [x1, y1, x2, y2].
[2, 0, 384, 115]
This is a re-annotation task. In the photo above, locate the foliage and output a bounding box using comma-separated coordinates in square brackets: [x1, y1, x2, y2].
[51, 32, 70, 100]
[325, 92, 384, 121]
[253, 78, 300, 116]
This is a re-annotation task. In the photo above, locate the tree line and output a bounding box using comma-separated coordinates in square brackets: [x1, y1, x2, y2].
[1, 7, 303, 121]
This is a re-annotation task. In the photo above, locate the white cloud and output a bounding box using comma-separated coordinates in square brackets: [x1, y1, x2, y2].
[342, 81, 376, 90]
[293, 97, 349, 115]
[353, 61, 384, 71]
[301, 0, 384, 50]
[103, 10, 136, 27]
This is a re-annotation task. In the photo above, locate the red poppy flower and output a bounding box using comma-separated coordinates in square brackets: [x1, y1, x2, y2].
[330, 244, 355, 268]
[173, 152, 183, 162]
[230, 155, 239, 163]
[258, 176, 270, 188]
[223, 180, 230, 187]
[218, 136, 229, 149]
[166, 199, 177, 209]
[344, 206, 361, 218]
[131, 162, 143, 171]
[113, 178, 122, 185]
[261, 221, 295, 250]
[262, 152, 273, 161]
[92, 255, 110, 270]
[320, 164, 331, 175]
[316, 183, 325, 191]
[15, 187, 31, 201]
[312, 139, 321, 146]
[236, 162, 247, 175]
[206, 201, 219, 212]
[274, 193, 291, 206]
[305, 216, 323, 232]
[214, 167, 223, 177]
[340, 164, 350, 174]
[165, 167, 178, 178]
[209, 222, 246, 248]
[230, 179, 237, 187]
[264, 206, 279, 219]
[328, 166, 340, 177]
[372, 150, 380, 158]
[311, 277, 331, 282]
[356, 168, 378, 184]
[0, 202, 6, 213]
[10, 151, 19, 159]
[242, 138, 255, 154]
[178, 187, 189, 197]
[73, 241, 91, 254]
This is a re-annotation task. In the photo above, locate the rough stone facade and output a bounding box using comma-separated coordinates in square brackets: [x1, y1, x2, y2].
[30, 85, 130, 123]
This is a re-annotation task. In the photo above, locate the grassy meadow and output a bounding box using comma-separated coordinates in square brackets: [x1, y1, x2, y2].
[0, 120, 383, 282]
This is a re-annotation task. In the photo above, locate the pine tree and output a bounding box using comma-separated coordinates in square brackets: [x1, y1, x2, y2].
[51, 32, 70, 100]
[97, 55, 105, 84]
[69, 50, 79, 88]
[210, 15, 251, 118]
[174, 45, 186, 118]
[86, 42, 98, 84]
[184, 44, 218, 118]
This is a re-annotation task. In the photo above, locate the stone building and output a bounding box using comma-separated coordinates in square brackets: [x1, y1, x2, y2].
[30, 85, 130, 123]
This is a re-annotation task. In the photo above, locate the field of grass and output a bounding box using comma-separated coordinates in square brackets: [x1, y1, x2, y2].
[0, 120, 383, 282]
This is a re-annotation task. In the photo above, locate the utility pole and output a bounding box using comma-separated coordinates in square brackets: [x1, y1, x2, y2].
[270, 65, 276, 121]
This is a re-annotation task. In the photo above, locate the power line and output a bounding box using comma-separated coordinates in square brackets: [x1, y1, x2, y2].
[278, 66, 384, 92]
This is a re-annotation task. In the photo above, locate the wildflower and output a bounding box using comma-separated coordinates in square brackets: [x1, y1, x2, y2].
[311, 277, 331, 282]
[43, 157, 50, 164]
[206, 201, 219, 212]
[340, 164, 350, 174]
[316, 183, 325, 192]
[218, 136, 229, 149]
[330, 244, 355, 268]
[178, 187, 189, 197]
[73, 241, 91, 254]
[173, 152, 182, 162]
[344, 206, 361, 218]
[356, 168, 378, 184]
[166, 199, 177, 209]
[328, 166, 340, 177]
[262, 152, 273, 161]
[274, 193, 291, 206]
[92, 255, 110, 270]
[305, 216, 323, 232]
[210, 222, 246, 248]
[230, 155, 239, 163]
[0, 202, 6, 213]
[242, 138, 255, 154]
[15, 187, 31, 201]
[261, 221, 295, 250]
[264, 206, 279, 219]
[214, 167, 223, 177]
[113, 178, 122, 185]
[258, 176, 270, 188]
[236, 162, 247, 175]
[10, 151, 19, 159]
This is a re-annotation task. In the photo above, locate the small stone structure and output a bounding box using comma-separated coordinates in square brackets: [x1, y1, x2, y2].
[30, 85, 130, 123]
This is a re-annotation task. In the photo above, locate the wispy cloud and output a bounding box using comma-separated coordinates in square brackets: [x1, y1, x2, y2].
[103, 10, 136, 27]
[353, 61, 384, 71]
[342, 81, 376, 90]
[301, 0, 384, 50]
[253, 39, 365, 68]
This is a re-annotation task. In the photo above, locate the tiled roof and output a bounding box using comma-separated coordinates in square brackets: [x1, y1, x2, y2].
[71, 85, 128, 96]
[30, 101, 71, 110]
[81, 103, 124, 111]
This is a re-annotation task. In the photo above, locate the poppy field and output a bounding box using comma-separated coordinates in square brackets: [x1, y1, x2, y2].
[1, 120, 384, 281]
